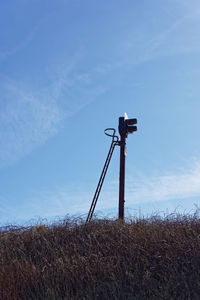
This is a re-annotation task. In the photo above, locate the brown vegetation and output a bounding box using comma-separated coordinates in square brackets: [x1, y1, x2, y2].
[1, 214, 200, 299]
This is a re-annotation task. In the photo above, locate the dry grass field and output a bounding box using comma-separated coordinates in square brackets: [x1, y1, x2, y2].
[1, 214, 200, 299]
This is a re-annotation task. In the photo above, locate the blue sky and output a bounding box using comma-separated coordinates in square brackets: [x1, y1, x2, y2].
[1, 0, 200, 225]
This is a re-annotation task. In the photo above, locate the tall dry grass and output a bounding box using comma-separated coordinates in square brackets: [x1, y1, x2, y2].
[1, 214, 200, 299]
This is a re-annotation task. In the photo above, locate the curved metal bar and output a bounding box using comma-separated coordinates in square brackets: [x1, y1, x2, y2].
[104, 128, 119, 142]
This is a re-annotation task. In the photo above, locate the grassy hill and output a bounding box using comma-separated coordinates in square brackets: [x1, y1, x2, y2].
[1, 214, 200, 299]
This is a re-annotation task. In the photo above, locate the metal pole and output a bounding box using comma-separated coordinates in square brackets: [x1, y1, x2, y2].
[118, 133, 126, 220]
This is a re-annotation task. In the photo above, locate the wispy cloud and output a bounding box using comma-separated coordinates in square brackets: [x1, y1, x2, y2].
[4, 158, 200, 222]
[0, 51, 106, 168]
[0, 20, 42, 61]
[1, 1, 199, 168]
[107, 5, 200, 71]
[21, 185, 94, 220]
[148, 11, 200, 57]
[0, 75, 67, 167]
[0, 16, 106, 169]
[22, 184, 118, 221]
[126, 160, 200, 205]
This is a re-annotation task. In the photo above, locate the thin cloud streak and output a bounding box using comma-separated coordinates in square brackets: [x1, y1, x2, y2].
[1, 1, 199, 166]
[0, 51, 106, 167]
[0, 19, 43, 61]
[17, 181, 118, 221]
[25, 187, 94, 219]
[5, 159, 200, 222]
[126, 160, 200, 204]
[105, 7, 200, 72]
[0, 75, 66, 167]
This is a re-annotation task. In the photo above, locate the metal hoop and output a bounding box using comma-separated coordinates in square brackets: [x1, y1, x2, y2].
[104, 128, 119, 142]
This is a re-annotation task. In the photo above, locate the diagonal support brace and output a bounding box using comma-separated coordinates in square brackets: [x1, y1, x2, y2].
[86, 129, 119, 223]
